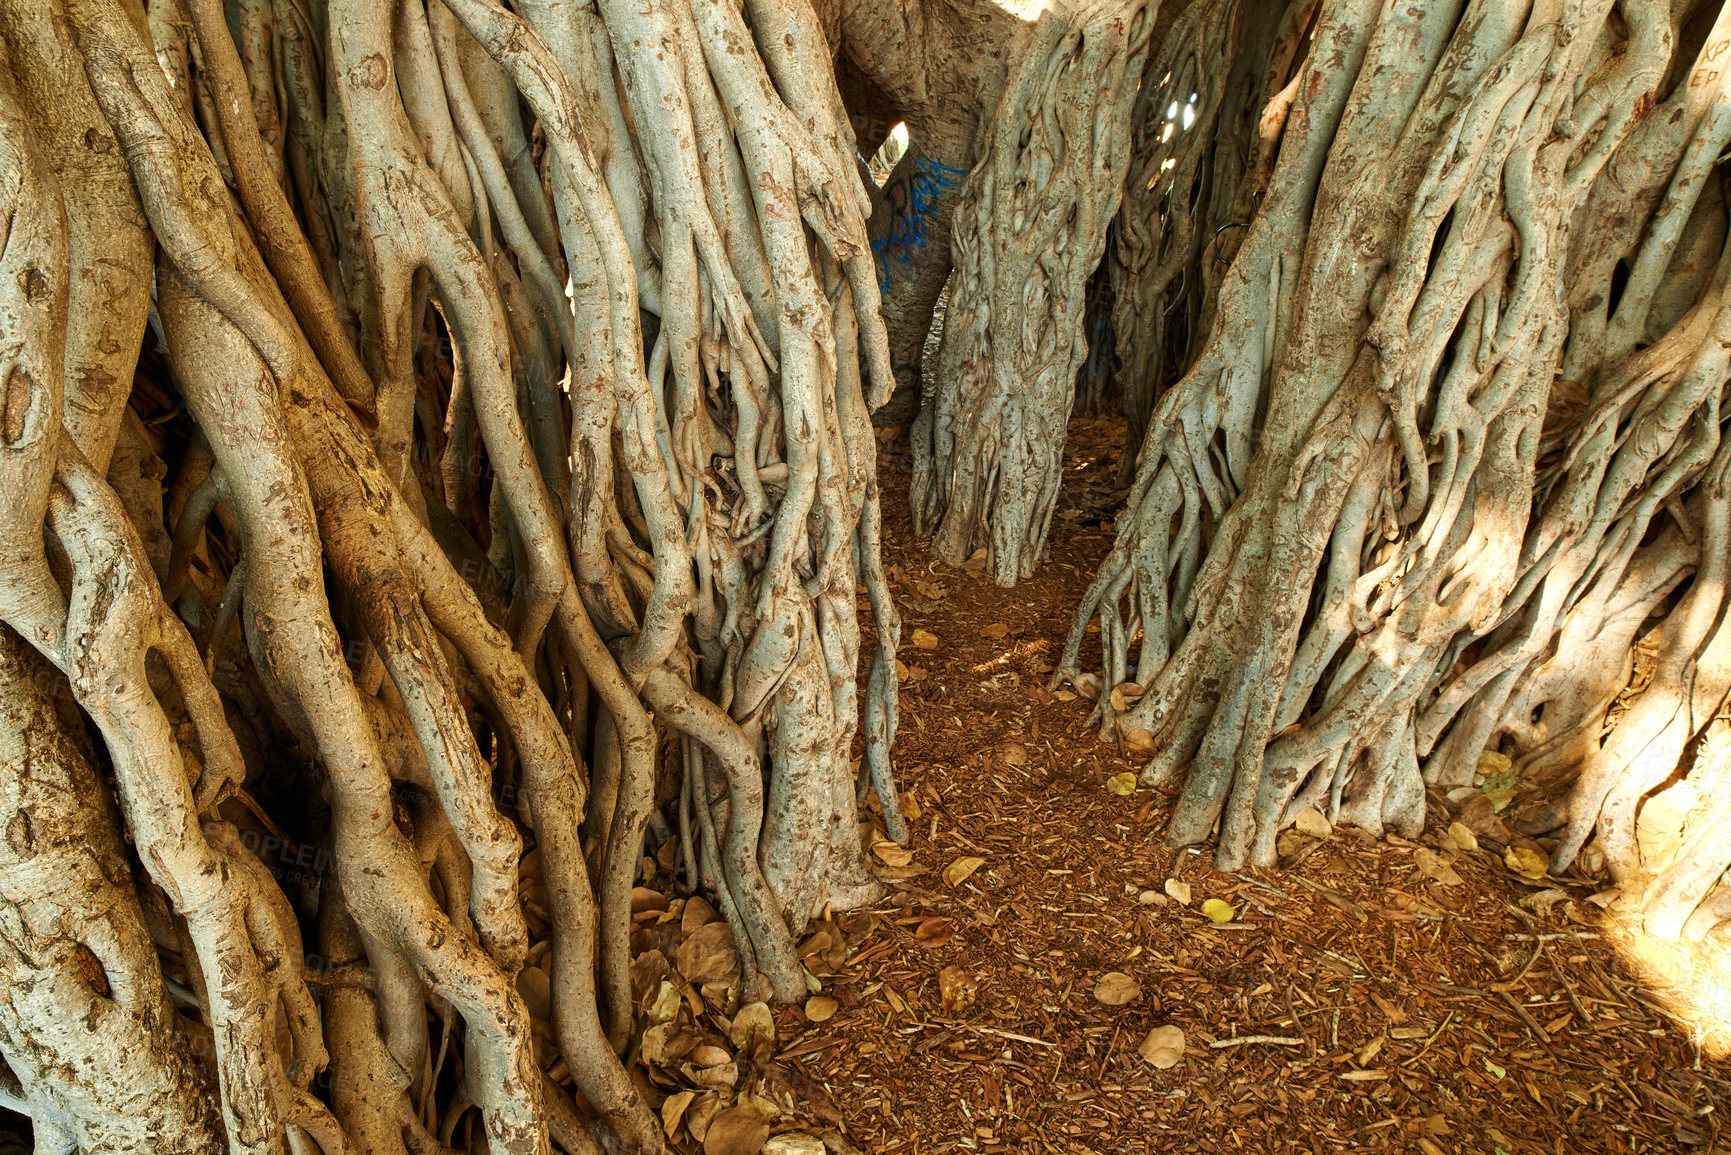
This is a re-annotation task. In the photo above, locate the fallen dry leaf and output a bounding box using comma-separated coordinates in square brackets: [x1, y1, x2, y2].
[1092, 971, 1142, 1006]
[678, 921, 739, 984]
[912, 918, 952, 948]
[687, 1093, 723, 1143]
[1109, 682, 1145, 711]
[728, 1002, 776, 1054]
[942, 855, 987, 887]
[1414, 847, 1464, 887]
[683, 896, 719, 934]
[999, 743, 1029, 765]
[981, 622, 1009, 639]
[1477, 749, 1514, 777]
[871, 841, 913, 867]
[662, 1090, 696, 1139]
[1139, 1025, 1185, 1068]
[1294, 807, 1332, 839]
[804, 996, 837, 1023]
[689, 1044, 732, 1068]
[910, 628, 940, 650]
[704, 1104, 770, 1155]
[1107, 771, 1137, 796]
[1164, 878, 1192, 905]
[1124, 727, 1156, 755]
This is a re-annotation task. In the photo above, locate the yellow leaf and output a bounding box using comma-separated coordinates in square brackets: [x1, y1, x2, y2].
[911, 628, 940, 650]
[1200, 898, 1236, 922]
[1476, 749, 1513, 777]
[1447, 821, 1479, 852]
[1107, 771, 1137, 796]
[1504, 844, 1550, 880]
[648, 980, 682, 1025]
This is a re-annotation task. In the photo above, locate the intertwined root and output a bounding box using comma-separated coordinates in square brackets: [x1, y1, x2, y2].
[909, 0, 1155, 587]
[1065, 0, 1731, 939]
[0, 0, 909, 1145]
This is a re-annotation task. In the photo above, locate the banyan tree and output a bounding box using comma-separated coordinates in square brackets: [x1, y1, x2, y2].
[4, 0, 1731, 1148]
[1061, 0, 1731, 947]
[0, 0, 925, 1145]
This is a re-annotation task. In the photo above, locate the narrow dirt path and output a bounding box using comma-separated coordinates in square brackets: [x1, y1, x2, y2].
[769, 418, 1731, 1154]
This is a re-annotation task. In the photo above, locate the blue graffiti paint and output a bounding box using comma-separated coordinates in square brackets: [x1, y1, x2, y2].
[872, 154, 970, 289]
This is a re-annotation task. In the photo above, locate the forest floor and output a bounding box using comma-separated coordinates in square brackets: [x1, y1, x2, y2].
[6, 415, 1723, 1154]
[715, 415, 1731, 1155]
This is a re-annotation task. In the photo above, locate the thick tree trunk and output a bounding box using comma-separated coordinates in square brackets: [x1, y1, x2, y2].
[909, 0, 1156, 585]
[1065, 0, 1731, 941]
[0, 0, 918, 1144]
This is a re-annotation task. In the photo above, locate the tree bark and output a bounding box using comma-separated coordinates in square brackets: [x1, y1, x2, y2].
[1066, 0, 1731, 940]
[910, 0, 1157, 585]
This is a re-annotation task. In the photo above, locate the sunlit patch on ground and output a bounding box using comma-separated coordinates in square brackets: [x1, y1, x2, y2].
[1599, 909, 1731, 1062]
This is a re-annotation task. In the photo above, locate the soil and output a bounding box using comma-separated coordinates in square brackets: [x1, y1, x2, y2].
[746, 415, 1731, 1155]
